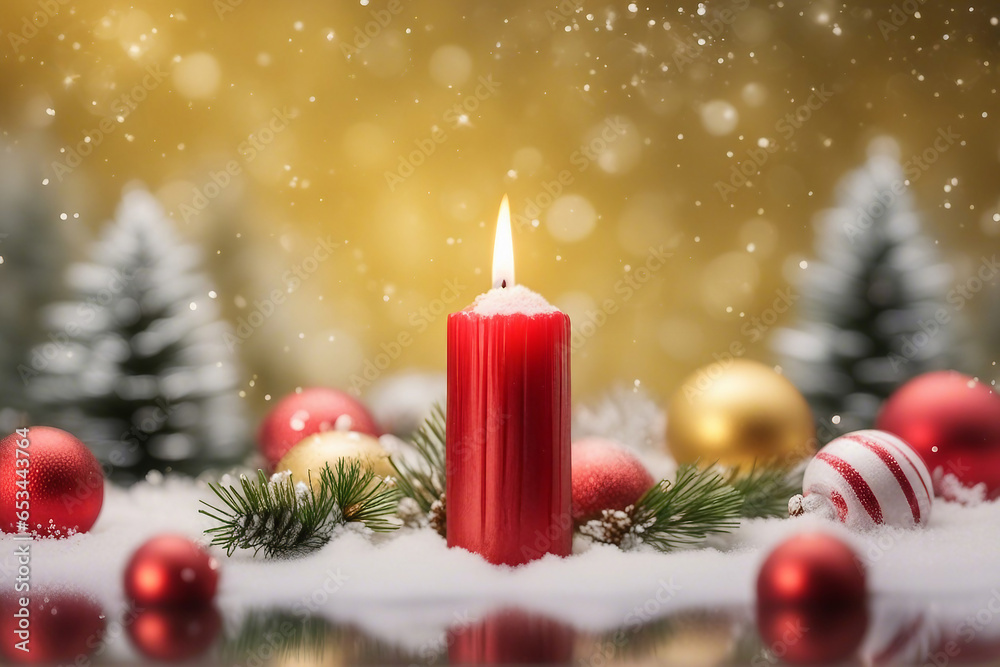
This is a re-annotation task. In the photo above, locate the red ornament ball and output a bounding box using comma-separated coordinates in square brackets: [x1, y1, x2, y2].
[876, 371, 1000, 498]
[756, 533, 868, 665]
[127, 606, 222, 661]
[571, 438, 655, 523]
[0, 426, 104, 538]
[757, 533, 866, 609]
[124, 535, 220, 607]
[258, 387, 380, 470]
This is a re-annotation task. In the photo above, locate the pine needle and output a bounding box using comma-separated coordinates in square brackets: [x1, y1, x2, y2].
[729, 464, 804, 519]
[324, 461, 400, 532]
[200, 458, 400, 559]
[390, 404, 446, 515]
[629, 463, 743, 551]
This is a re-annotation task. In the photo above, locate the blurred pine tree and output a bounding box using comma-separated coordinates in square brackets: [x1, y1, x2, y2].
[772, 140, 960, 441]
[28, 186, 248, 482]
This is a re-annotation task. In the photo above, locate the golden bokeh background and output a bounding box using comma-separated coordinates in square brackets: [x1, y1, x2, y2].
[2, 0, 998, 417]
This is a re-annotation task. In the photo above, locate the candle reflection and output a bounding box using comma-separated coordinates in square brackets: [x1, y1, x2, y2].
[448, 609, 575, 665]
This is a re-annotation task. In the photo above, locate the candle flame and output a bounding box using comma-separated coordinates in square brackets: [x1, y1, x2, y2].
[492, 194, 514, 289]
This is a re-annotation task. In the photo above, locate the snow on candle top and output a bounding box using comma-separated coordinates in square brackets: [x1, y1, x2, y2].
[470, 284, 560, 317]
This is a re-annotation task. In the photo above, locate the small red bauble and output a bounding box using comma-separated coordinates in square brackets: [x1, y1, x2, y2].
[0, 426, 104, 538]
[124, 535, 220, 607]
[127, 606, 222, 661]
[258, 387, 380, 470]
[571, 438, 655, 523]
[757, 533, 866, 608]
[876, 371, 1000, 498]
[1, 591, 106, 663]
[756, 533, 868, 665]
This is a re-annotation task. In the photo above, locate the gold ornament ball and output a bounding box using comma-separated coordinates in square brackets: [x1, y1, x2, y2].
[275, 430, 394, 491]
[666, 359, 815, 467]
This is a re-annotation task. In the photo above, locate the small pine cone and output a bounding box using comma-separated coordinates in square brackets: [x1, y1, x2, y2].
[579, 505, 634, 547]
[429, 494, 446, 538]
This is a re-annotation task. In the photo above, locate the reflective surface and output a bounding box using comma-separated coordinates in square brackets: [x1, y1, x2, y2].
[7, 590, 1000, 666]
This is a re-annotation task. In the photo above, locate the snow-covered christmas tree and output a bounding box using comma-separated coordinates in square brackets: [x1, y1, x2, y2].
[0, 145, 66, 432]
[27, 187, 248, 482]
[772, 139, 956, 439]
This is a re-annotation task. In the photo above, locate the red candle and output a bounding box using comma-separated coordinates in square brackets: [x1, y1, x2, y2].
[446, 195, 572, 566]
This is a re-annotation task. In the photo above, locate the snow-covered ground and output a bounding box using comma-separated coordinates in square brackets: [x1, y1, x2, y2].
[4, 475, 1000, 663]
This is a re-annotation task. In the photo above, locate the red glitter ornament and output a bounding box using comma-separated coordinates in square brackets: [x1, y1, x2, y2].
[876, 371, 1000, 498]
[571, 437, 655, 523]
[127, 606, 222, 661]
[756, 533, 868, 665]
[0, 426, 104, 538]
[258, 387, 380, 470]
[0, 591, 106, 663]
[124, 535, 220, 607]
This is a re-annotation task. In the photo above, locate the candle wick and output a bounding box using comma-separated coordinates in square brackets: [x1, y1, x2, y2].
[501, 280, 507, 289]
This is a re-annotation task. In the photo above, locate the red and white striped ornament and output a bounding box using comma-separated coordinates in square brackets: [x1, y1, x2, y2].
[789, 430, 933, 530]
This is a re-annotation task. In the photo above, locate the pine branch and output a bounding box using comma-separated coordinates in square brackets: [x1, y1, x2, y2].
[390, 405, 447, 533]
[325, 460, 400, 532]
[626, 464, 743, 551]
[728, 465, 804, 519]
[200, 458, 400, 559]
